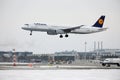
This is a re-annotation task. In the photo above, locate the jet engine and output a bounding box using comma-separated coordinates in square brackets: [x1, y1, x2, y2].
[47, 30, 65, 35]
[47, 30, 57, 35]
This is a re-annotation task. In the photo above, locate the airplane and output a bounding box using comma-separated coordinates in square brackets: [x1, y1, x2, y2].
[22, 15, 107, 38]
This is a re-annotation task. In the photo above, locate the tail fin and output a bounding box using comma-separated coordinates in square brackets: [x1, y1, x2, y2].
[93, 15, 105, 28]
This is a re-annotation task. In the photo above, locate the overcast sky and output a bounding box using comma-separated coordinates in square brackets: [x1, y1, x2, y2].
[0, 0, 120, 54]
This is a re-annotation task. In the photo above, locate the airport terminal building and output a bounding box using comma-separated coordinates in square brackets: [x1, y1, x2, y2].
[0, 51, 33, 62]
[0, 49, 120, 63]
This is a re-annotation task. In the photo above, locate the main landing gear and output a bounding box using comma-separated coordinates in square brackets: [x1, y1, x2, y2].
[59, 34, 69, 38]
[65, 34, 68, 37]
[60, 35, 63, 38]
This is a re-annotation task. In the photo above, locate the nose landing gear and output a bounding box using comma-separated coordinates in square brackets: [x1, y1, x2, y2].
[30, 31, 32, 35]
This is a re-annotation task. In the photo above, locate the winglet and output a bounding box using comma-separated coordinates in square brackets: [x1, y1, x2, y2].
[93, 15, 105, 28]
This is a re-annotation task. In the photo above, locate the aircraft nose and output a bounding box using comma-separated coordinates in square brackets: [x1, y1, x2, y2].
[22, 24, 29, 30]
[21, 26, 27, 30]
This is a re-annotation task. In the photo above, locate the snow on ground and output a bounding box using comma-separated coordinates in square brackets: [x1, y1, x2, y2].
[0, 69, 120, 80]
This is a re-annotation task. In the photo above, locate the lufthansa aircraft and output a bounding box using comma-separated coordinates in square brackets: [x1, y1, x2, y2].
[22, 15, 107, 38]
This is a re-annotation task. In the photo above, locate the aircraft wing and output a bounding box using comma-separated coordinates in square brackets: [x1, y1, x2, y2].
[61, 25, 84, 33]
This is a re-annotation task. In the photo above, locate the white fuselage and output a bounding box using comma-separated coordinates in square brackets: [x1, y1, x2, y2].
[22, 23, 107, 35]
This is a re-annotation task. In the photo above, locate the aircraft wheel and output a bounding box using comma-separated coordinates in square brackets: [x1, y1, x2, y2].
[102, 63, 106, 66]
[65, 34, 68, 37]
[117, 63, 120, 67]
[106, 64, 110, 67]
[60, 35, 63, 38]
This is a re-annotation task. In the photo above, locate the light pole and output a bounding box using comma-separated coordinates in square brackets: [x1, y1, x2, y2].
[85, 42, 87, 52]
[85, 42, 87, 60]
[12, 49, 16, 66]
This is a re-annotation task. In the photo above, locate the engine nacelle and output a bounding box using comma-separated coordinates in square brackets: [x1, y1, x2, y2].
[47, 30, 57, 35]
[47, 30, 65, 35]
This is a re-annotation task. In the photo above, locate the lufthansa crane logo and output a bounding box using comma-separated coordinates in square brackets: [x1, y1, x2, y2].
[98, 19, 103, 24]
